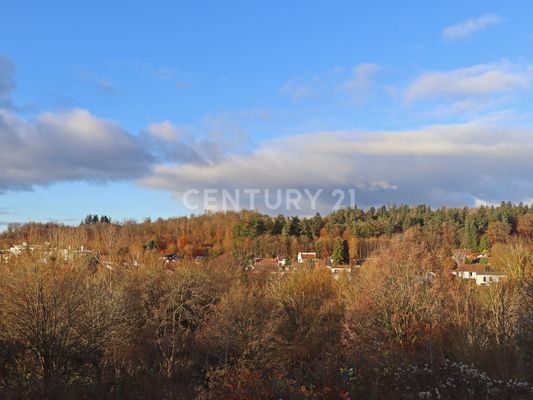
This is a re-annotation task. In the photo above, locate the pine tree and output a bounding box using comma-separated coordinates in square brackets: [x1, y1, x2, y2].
[332, 238, 349, 265]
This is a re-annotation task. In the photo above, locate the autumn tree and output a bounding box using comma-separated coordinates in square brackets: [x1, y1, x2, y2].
[517, 214, 533, 240]
[487, 221, 511, 246]
[343, 229, 448, 368]
[140, 265, 225, 377]
[267, 268, 343, 384]
[0, 259, 132, 392]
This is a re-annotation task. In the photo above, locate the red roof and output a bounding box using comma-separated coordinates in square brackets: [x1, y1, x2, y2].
[456, 264, 486, 273]
[300, 252, 316, 260]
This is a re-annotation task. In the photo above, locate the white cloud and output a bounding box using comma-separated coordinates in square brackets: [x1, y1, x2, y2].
[0, 109, 151, 191]
[140, 117, 253, 166]
[282, 63, 380, 102]
[341, 63, 380, 99]
[442, 13, 504, 40]
[141, 119, 533, 211]
[0, 59, 155, 191]
[147, 120, 182, 142]
[404, 62, 532, 102]
[79, 73, 119, 95]
[427, 98, 506, 118]
[474, 198, 500, 207]
[3, 54, 531, 212]
[280, 76, 322, 100]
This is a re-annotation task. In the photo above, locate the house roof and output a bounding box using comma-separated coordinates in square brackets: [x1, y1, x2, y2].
[329, 264, 351, 269]
[299, 252, 316, 260]
[254, 258, 278, 266]
[476, 272, 506, 276]
[456, 264, 487, 273]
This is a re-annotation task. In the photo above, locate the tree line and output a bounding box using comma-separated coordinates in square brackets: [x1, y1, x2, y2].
[2, 203, 532, 264]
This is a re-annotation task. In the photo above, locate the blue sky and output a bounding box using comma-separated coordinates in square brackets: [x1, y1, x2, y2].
[1, 1, 533, 228]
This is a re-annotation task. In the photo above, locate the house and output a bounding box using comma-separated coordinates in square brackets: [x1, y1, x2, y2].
[163, 253, 179, 263]
[452, 248, 488, 266]
[327, 265, 352, 274]
[475, 272, 505, 286]
[254, 257, 278, 269]
[452, 264, 506, 286]
[9, 244, 27, 256]
[195, 256, 207, 263]
[297, 252, 317, 263]
[453, 264, 487, 280]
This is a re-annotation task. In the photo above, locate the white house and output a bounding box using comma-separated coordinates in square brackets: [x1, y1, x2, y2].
[453, 265, 506, 286]
[453, 264, 486, 280]
[9, 244, 27, 256]
[297, 252, 317, 263]
[327, 265, 352, 274]
[475, 272, 506, 286]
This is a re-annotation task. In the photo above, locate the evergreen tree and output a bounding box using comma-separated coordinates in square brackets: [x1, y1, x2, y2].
[287, 216, 301, 236]
[462, 215, 479, 250]
[332, 238, 349, 265]
[271, 214, 286, 235]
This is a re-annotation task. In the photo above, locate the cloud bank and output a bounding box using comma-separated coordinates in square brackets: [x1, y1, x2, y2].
[141, 119, 533, 212]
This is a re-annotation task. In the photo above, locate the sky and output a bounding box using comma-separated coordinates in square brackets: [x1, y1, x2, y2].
[1, 1, 533, 228]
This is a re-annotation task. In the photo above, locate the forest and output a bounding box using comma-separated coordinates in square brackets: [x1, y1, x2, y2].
[0, 203, 533, 399]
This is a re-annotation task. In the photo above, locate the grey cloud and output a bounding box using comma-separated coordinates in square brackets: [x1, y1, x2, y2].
[0, 95, 256, 193]
[0, 57, 157, 191]
[141, 118, 252, 166]
[0, 109, 152, 191]
[143, 120, 207, 165]
[141, 120, 533, 213]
